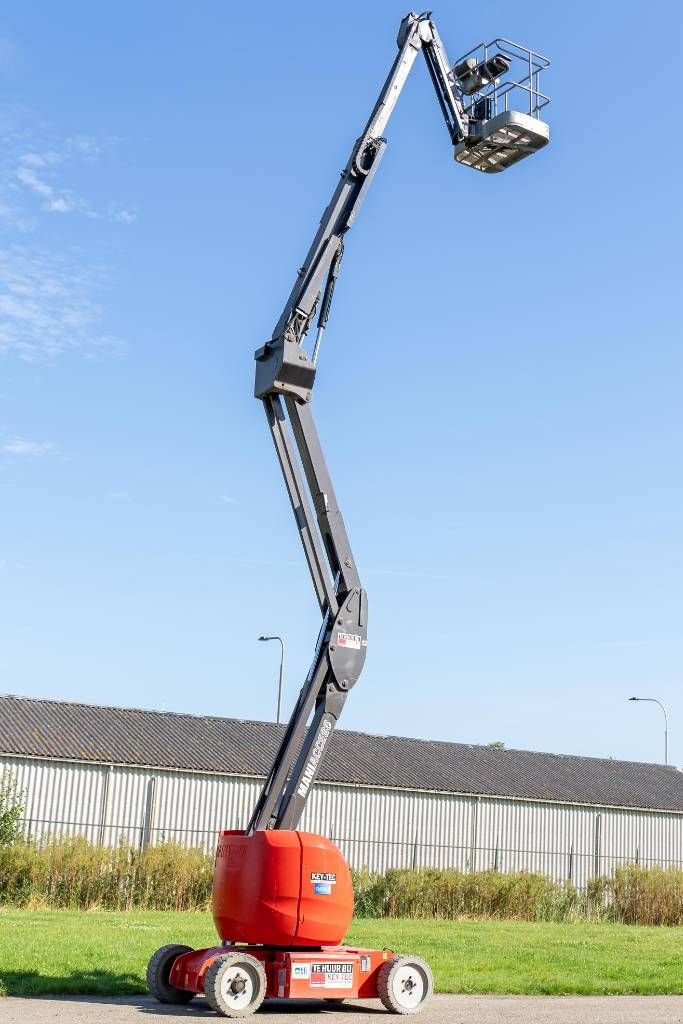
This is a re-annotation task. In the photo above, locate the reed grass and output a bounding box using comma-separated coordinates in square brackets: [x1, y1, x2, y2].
[2, 838, 682, 925]
[351, 867, 587, 921]
[0, 837, 213, 911]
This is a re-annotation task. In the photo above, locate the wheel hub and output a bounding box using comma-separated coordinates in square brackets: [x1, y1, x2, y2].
[220, 966, 254, 1009]
[392, 963, 426, 1008]
[229, 974, 247, 996]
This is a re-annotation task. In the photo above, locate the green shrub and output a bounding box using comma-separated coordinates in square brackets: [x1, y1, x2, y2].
[0, 771, 24, 846]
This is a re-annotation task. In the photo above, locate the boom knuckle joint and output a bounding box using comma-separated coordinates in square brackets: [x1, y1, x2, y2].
[254, 339, 315, 402]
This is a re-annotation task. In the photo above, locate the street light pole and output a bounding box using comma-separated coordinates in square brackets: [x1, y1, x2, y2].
[628, 696, 669, 766]
[258, 635, 285, 725]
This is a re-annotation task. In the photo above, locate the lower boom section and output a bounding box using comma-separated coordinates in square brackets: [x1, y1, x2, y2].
[148, 943, 434, 1016]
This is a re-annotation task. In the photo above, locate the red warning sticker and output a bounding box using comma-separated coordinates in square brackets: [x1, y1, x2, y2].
[310, 963, 354, 989]
[337, 632, 361, 650]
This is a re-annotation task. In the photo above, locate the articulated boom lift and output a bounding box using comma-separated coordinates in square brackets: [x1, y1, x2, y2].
[148, 12, 550, 1017]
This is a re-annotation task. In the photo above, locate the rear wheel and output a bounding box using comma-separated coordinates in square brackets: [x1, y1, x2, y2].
[146, 944, 194, 1004]
[204, 952, 267, 1017]
[377, 955, 433, 1015]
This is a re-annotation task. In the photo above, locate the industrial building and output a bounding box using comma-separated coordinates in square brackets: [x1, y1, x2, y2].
[1, 693, 681, 888]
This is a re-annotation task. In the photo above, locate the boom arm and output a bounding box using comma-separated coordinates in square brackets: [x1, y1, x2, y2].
[248, 12, 467, 833]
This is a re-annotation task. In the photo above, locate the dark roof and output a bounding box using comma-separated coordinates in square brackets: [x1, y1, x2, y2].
[1, 693, 681, 812]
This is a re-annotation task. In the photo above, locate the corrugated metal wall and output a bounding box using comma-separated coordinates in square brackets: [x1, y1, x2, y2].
[3, 754, 682, 886]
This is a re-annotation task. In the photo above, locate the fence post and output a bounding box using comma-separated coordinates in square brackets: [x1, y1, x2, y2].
[593, 813, 602, 878]
[140, 777, 157, 850]
[469, 796, 480, 872]
[98, 764, 112, 846]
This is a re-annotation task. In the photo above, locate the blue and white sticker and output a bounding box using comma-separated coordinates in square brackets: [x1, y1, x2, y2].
[311, 871, 336, 895]
[292, 963, 311, 979]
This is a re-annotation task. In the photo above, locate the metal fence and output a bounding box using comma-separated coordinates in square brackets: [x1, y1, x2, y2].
[17, 814, 683, 887]
[5, 753, 683, 890]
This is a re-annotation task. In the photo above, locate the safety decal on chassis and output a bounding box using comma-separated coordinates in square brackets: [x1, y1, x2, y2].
[311, 871, 336, 896]
[310, 963, 354, 988]
[336, 632, 361, 650]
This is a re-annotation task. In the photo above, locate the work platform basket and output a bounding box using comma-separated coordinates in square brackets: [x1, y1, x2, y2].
[450, 38, 550, 173]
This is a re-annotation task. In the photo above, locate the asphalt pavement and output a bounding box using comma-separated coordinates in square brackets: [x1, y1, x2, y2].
[1, 995, 682, 1024]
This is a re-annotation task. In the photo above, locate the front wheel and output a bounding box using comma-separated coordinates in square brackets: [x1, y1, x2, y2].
[146, 944, 194, 1004]
[204, 952, 267, 1017]
[377, 955, 433, 1015]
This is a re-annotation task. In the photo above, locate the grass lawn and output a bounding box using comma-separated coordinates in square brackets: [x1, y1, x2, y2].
[1, 910, 682, 997]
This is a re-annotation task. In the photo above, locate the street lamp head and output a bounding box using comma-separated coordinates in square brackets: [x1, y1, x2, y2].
[626, 695, 668, 765]
[257, 634, 285, 726]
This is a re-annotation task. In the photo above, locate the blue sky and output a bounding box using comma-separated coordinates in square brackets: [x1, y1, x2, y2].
[1, 1, 681, 768]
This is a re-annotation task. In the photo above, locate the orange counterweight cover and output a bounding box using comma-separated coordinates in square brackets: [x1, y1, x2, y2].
[212, 830, 354, 947]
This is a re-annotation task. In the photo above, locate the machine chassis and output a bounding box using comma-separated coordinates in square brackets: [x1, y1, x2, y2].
[148, 943, 434, 1016]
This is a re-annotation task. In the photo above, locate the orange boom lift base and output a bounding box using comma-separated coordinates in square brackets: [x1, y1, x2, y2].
[148, 832, 423, 1014]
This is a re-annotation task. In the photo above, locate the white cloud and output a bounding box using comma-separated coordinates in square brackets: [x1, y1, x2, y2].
[15, 152, 87, 216]
[46, 196, 76, 213]
[2, 436, 53, 455]
[15, 161, 106, 218]
[7, 130, 136, 223]
[20, 151, 61, 168]
[220, 495, 236, 504]
[111, 207, 136, 224]
[0, 115, 132, 361]
[16, 165, 54, 197]
[0, 246, 121, 361]
[67, 135, 102, 159]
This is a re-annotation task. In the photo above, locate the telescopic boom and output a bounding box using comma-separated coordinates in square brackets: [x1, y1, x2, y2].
[248, 11, 549, 832]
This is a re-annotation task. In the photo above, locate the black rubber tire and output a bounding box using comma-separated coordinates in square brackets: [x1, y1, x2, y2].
[204, 952, 267, 1017]
[146, 943, 194, 1004]
[377, 955, 433, 1015]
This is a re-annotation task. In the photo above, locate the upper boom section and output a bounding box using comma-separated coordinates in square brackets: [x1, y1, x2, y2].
[254, 12, 550, 407]
[254, 12, 466, 405]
